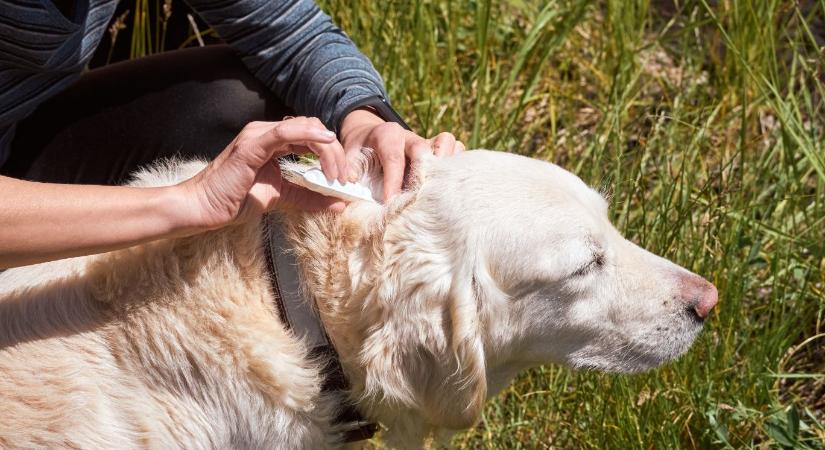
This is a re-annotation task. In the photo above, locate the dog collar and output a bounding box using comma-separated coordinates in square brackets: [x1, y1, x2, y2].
[262, 215, 378, 443]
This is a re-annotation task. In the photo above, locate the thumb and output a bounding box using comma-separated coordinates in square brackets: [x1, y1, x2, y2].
[247, 159, 283, 212]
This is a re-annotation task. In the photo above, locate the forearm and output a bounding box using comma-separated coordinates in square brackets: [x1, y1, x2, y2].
[0, 176, 187, 269]
[185, 0, 388, 131]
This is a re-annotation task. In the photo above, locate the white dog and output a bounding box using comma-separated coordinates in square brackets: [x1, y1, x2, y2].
[0, 150, 717, 448]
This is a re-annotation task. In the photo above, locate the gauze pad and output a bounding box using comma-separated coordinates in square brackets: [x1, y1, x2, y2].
[282, 166, 377, 203]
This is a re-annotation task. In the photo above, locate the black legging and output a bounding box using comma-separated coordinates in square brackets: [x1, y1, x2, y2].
[1, 45, 291, 185]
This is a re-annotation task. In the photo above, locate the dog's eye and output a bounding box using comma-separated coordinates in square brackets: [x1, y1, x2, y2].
[571, 253, 605, 277]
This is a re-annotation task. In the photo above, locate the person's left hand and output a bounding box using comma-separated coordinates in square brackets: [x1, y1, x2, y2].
[338, 109, 464, 201]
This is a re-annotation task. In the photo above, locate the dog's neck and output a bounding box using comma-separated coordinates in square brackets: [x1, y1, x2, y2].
[284, 200, 392, 382]
[283, 192, 525, 445]
[284, 196, 443, 444]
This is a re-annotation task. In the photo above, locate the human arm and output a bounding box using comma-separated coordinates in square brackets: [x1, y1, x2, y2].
[183, 0, 384, 132]
[183, 0, 464, 198]
[0, 178, 189, 268]
[0, 117, 345, 269]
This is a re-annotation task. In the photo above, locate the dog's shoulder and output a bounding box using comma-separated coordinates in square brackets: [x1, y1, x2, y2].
[0, 158, 341, 448]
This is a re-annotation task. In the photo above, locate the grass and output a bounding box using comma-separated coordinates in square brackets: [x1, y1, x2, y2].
[113, 0, 825, 447]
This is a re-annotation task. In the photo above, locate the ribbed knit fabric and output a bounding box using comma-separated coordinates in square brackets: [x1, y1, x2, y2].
[0, 0, 388, 167]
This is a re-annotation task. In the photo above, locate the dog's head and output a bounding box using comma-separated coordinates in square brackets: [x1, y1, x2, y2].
[340, 149, 717, 438]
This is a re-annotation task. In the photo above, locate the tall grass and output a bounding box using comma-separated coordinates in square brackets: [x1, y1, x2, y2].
[317, 0, 825, 447]
[116, 0, 824, 447]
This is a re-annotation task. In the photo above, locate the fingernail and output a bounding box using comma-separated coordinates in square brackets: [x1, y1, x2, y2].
[347, 167, 359, 182]
[320, 130, 336, 139]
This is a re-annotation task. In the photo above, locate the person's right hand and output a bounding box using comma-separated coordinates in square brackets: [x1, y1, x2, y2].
[176, 116, 348, 233]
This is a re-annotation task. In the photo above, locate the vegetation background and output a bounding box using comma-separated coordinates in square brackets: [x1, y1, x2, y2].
[96, 0, 825, 447]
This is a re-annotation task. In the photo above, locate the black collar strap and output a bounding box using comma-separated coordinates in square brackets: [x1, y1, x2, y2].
[263, 215, 378, 443]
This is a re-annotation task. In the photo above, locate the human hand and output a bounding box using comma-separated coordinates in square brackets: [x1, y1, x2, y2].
[339, 109, 465, 200]
[177, 117, 347, 232]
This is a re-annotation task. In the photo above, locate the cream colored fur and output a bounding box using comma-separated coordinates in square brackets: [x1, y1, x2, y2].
[0, 151, 713, 448]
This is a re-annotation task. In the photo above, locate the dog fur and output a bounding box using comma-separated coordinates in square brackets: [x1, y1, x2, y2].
[0, 150, 716, 448]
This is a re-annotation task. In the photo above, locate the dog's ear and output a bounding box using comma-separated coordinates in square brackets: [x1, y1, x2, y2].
[347, 147, 433, 205]
[346, 147, 385, 202]
[359, 260, 487, 433]
[356, 159, 487, 436]
[422, 267, 487, 429]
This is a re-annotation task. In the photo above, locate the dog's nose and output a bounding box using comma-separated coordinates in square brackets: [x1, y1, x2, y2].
[693, 283, 718, 319]
[680, 275, 718, 319]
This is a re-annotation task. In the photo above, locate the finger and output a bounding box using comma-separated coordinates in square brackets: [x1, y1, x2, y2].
[372, 124, 407, 200]
[407, 138, 432, 161]
[228, 159, 282, 224]
[248, 159, 282, 214]
[222, 121, 273, 161]
[432, 132, 457, 157]
[306, 140, 345, 183]
[344, 146, 365, 182]
[244, 120, 278, 133]
[278, 180, 347, 213]
[255, 121, 335, 159]
[455, 140, 466, 153]
[278, 117, 346, 183]
[404, 139, 432, 191]
[332, 139, 348, 184]
[241, 117, 321, 141]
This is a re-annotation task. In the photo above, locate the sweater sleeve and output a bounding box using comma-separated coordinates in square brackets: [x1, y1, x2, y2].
[183, 0, 389, 132]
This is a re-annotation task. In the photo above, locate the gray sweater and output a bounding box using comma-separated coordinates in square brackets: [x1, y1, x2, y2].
[0, 0, 389, 167]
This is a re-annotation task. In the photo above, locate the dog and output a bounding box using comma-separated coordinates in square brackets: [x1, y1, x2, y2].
[0, 149, 717, 448]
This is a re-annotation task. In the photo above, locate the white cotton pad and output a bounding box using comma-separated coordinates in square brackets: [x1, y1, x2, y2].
[282, 166, 377, 203]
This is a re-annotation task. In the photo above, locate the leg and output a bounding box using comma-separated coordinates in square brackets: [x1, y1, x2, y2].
[2, 45, 292, 185]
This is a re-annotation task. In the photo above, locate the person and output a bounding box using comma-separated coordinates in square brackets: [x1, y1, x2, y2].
[0, 0, 463, 269]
